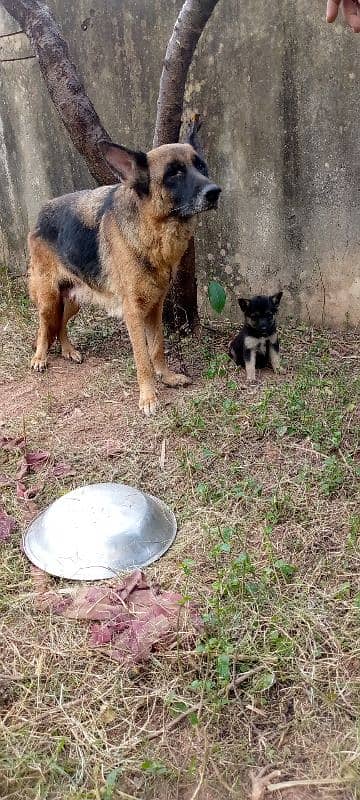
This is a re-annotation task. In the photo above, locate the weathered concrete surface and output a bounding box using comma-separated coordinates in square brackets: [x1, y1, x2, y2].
[1, 0, 359, 325]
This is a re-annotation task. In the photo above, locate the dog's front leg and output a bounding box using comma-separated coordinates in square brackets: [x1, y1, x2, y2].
[244, 347, 256, 382]
[123, 303, 157, 415]
[269, 334, 283, 373]
[146, 301, 191, 388]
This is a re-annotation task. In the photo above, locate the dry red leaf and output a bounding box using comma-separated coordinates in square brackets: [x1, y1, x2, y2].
[0, 435, 25, 451]
[0, 507, 16, 542]
[31, 569, 201, 667]
[52, 462, 74, 478]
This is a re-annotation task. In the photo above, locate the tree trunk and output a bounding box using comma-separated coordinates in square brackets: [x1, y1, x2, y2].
[153, 0, 220, 332]
[1, 0, 114, 185]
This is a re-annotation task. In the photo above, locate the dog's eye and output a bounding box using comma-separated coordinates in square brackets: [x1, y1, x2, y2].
[164, 162, 186, 182]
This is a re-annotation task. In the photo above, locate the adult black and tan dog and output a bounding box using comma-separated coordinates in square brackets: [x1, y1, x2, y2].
[28, 134, 221, 415]
[229, 293, 283, 381]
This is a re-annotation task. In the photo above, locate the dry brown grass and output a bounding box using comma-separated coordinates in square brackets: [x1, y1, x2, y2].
[1, 276, 360, 799]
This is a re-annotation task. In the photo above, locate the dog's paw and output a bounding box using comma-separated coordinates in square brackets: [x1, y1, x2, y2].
[139, 386, 158, 416]
[161, 371, 192, 388]
[31, 355, 48, 372]
[61, 345, 83, 364]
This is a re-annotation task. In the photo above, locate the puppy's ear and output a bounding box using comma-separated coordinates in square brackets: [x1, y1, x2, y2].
[98, 140, 149, 195]
[238, 298, 249, 313]
[270, 291, 283, 308]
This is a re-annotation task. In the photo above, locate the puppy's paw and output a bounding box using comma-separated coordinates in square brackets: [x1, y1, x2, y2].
[139, 385, 158, 416]
[246, 374, 257, 384]
[31, 354, 48, 372]
[161, 371, 192, 388]
[61, 345, 83, 364]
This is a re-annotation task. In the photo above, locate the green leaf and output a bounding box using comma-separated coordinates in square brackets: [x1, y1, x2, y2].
[208, 281, 226, 314]
[217, 653, 231, 681]
[334, 581, 351, 600]
[274, 559, 296, 581]
[140, 760, 169, 776]
[102, 768, 121, 800]
[181, 558, 195, 576]
[252, 670, 275, 692]
[189, 712, 199, 725]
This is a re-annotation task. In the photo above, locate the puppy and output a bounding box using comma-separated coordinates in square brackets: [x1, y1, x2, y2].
[28, 130, 221, 415]
[228, 292, 283, 381]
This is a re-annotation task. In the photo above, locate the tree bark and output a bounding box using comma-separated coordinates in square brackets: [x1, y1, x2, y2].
[1, 0, 113, 185]
[153, 0, 220, 332]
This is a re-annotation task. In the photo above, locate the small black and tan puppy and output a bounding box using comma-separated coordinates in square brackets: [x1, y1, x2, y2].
[229, 292, 283, 382]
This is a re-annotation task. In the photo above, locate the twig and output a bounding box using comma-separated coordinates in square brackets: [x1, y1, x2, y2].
[225, 664, 266, 695]
[142, 665, 265, 745]
[0, 29, 24, 37]
[189, 739, 208, 800]
[146, 701, 201, 741]
[210, 758, 238, 795]
[0, 54, 35, 62]
[268, 777, 348, 792]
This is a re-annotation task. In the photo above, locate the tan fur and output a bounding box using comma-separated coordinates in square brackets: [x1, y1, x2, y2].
[28, 143, 211, 414]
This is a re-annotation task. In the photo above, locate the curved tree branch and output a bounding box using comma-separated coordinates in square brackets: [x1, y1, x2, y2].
[153, 0, 220, 147]
[1, 0, 113, 184]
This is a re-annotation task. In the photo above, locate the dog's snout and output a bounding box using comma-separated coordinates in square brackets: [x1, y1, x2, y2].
[203, 184, 221, 206]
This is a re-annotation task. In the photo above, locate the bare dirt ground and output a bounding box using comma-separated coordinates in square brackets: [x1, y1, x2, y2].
[1, 280, 360, 800]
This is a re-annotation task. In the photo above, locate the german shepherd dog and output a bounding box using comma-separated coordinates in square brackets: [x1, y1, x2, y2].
[229, 293, 283, 381]
[28, 131, 221, 414]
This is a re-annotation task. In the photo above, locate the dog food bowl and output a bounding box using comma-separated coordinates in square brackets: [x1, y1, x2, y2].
[23, 482, 177, 580]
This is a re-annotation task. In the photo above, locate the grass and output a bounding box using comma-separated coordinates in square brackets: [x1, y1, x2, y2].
[1, 277, 360, 799]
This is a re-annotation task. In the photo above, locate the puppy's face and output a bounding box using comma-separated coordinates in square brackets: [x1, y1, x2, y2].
[99, 141, 221, 220]
[238, 293, 283, 336]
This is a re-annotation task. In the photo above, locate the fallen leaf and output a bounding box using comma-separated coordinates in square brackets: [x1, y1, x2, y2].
[0, 507, 16, 542]
[16, 481, 41, 516]
[0, 435, 25, 451]
[99, 705, 117, 724]
[106, 441, 124, 457]
[0, 474, 13, 487]
[26, 451, 50, 470]
[52, 462, 74, 478]
[31, 569, 201, 667]
[16, 458, 29, 481]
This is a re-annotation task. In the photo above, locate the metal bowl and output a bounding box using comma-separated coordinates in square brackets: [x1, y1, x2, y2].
[23, 482, 177, 580]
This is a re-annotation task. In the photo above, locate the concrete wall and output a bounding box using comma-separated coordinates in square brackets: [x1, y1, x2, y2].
[1, 0, 359, 325]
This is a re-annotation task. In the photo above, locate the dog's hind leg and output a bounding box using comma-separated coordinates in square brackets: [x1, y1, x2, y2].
[59, 299, 82, 363]
[145, 301, 191, 388]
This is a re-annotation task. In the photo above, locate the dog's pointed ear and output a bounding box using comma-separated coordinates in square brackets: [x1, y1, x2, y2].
[185, 115, 206, 161]
[98, 141, 149, 195]
[270, 291, 283, 308]
[238, 298, 249, 313]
